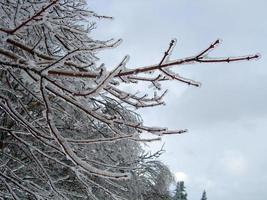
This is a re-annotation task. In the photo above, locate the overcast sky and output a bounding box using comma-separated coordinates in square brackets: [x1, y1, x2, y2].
[89, 1, 267, 199]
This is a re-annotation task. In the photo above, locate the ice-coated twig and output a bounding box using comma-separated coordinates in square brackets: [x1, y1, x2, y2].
[1, 178, 20, 200]
[0, 0, 60, 34]
[40, 78, 130, 179]
[0, 173, 42, 200]
[45, 39, 260, 80]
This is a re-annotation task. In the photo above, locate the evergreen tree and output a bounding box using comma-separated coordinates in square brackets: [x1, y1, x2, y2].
[201, 190, 207, 200]
[174, 181, 187, 200]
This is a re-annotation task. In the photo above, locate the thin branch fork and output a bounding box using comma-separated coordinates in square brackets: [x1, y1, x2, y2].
[40, 78, 131, 179]
[3, 37, 122, 67]
[0, 0, 60, 35]
[0, 38, 259, 88]
[6, 38, 54, 60]
[157, 39, 200, 86]
[47, 39, 260, 79]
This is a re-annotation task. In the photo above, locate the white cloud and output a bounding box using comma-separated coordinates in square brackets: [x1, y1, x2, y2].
[175, 171, 188, 182]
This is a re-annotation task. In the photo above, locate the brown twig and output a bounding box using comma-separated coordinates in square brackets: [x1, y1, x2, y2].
[46, 40, 260, 79]
[1, 0, 59, 35]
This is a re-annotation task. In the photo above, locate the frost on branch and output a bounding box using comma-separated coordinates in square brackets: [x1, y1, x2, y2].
[0, 0, 259, 199]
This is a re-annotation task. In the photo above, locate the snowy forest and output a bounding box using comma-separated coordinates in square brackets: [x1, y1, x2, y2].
[0, 0, 260, 199]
